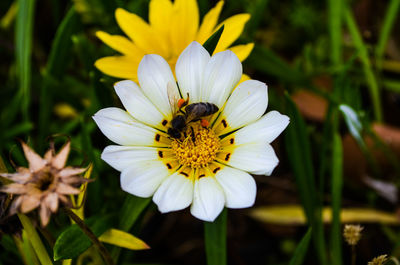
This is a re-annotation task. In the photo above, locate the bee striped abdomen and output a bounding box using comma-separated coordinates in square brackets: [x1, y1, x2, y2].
[185, 102, 219, 117]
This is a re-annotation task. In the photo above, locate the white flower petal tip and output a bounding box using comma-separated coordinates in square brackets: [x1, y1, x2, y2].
[120, 161, 170, 198]
[215, 167, 256, 208]
[217, 80, 269, 134]
[175, 41, 210, 103]
[153, 172, 194, 213]
[232, 111, 290, 145]
[138, 54, 177, 117]
[202, 50, 242, 108]
[190, 177, 225, 222]
[113, 80, 165, 128]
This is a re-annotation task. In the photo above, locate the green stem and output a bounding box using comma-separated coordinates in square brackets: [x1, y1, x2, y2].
[204, 208, 227, 265]
[63, 208, 115, 265]
[17, 214, 53, 265]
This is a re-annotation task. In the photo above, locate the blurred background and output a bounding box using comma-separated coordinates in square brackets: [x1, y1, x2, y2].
[1, 0, 400, 264]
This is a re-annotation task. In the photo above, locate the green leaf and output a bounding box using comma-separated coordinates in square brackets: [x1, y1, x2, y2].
[53, 215, 113, 261]
[99, 229, 150, 250]
[204, 208, 227, 265]
[203, 25, 224, 55]
[330, 133, 343, 265]
[15, 0, 36, 123]
[289, 228, 312, 265]
[338, 104, 364, 148]
[118, 195, 152, 232]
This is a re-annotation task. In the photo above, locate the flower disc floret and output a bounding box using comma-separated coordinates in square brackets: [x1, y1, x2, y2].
[171, 123, 220, 169]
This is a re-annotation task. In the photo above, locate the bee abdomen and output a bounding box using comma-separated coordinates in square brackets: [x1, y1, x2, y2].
[186, 102, 219, 116]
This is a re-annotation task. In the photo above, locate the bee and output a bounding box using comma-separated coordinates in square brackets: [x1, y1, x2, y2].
[166, 82, 219, 139]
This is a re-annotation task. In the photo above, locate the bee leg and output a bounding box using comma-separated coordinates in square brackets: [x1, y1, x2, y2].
[190, 126, 196, 143]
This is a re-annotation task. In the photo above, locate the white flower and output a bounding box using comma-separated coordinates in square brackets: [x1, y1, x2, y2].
[93, 41, 289, 222]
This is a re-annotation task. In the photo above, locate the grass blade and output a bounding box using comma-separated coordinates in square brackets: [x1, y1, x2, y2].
[18, 214, 53, 265]
[204, 208, 227, 265]
[284, 93, 327, 265]
[15, 0, 36, 123]
[376, 0, 400, 70]
[289, 228, 312, 265]
[331, 132, 343, 265]
[328, 0, 343, 66]
[344, 8, 382, 122]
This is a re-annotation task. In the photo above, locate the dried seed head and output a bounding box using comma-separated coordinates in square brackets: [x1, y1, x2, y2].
[368, 255, 388, 265]
[343, 224, 364, 246]
[0, 141, 88, 226]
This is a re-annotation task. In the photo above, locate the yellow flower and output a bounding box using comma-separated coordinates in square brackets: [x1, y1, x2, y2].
[94, 0, 254, 81]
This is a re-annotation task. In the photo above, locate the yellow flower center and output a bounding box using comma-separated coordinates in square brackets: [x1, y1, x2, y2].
[171, 123, 220, 169]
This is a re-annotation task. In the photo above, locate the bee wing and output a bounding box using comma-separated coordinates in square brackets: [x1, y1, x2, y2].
[167, 81, 180, 116]
[185, 104, 205, 123]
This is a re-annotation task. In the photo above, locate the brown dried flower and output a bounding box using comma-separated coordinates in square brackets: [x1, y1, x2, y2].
[0, 141, 87, 226]
[343, 224, 364, 246]
[368, 255, 388, 265]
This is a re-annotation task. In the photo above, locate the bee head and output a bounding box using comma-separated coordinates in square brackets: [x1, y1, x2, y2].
[168, 128, 181, 139]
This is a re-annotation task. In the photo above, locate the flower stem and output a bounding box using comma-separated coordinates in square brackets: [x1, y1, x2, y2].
[17, 213, 53, 265]
[351, 245, 356, 265]
[63, 208, 115, 265]
[204, 208, 227, 265]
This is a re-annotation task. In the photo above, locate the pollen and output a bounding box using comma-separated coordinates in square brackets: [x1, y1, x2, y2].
[171, 123, 220, 169]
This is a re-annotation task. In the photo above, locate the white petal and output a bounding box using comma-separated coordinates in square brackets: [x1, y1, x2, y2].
[153, 171, 194, 213]
[190, 177, 225, 222]
[138, 54, 178, 118]
[175, 41, 210, 103]
[215, 166, 256, 208]
[230, 111, 290, 145]
[114, 80, 166, 128]
[101, 145, 159, 171]
[93, 108, 168, 146]
[201, 51, 242, 108]
[217, 80, 268, 135]
[120, 160, 170, 197]
[219, 143, 279, 176]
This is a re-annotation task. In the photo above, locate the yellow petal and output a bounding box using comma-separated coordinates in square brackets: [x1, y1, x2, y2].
[94, 56, 140, 80]
[149, 0, 173, 40]
[196, 1, 224, 44]
[238, 73, 251, 84]
[115, 8, 167, 55]
[229, 43, 254, 61]
[170, 0, 199, 57]
[99, 228, 150, 250]
[96, 31, 144, 57]
[249, 205, 400, 225]
[214, 14, 251, 53]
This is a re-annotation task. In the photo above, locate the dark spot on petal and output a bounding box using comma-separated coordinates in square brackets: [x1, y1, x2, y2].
[158, 151, 163, 158]
[180, 171, 189, 177]
[166, 163, 172, 169]
[222, 119, 227, 128]
[162, 119, 168, 126]
[213, 167, 221, 174]
[199, 174, 205, 178]
[229, 138, 234, 144]
[224, 153, 231, 161]
[155, 134, 161, 142]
